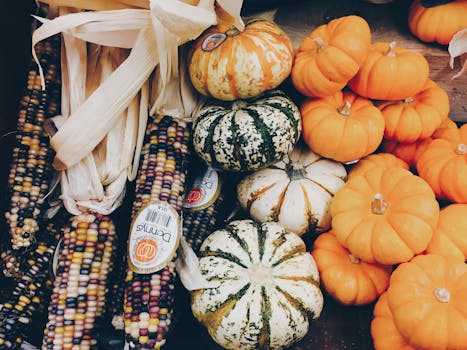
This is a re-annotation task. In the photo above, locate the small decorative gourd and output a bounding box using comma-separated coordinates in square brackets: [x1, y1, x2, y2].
[191, 220, 323, 350]
[416, 124, 467, 203]
[237, 145, 347, 235]
[348, 153, 409, 179]
[377, 80, 450, 143]
[301, 90, 385, 163]
[192, 90, 301, 172]
[408, 0, 467, 45]
[426, 203, 467, 262]
[381, 117, 458, 168]
[371, 293, 415, 350]
[188, 20, 293, 101]
[291, 15, 371, 97]
[349, 41, 430, 100]
[331, 167, 439, 265]
[387, 254, 467, 350]
[312, 231, 392, 306]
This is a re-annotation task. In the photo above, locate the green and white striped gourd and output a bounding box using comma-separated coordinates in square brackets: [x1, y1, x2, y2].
[237, 144, 347, 235]
[192, 90, 301, 172]
[191, 219, 323, 350]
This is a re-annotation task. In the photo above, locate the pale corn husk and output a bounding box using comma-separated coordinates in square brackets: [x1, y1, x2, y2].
[449, 28, 467, 80]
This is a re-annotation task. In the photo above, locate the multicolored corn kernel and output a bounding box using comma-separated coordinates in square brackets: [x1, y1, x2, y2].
[41, 212, 116, 350]
[124, 115, 190, 349]
[0, 213, 67, 350]
[4, 34, 61, 249]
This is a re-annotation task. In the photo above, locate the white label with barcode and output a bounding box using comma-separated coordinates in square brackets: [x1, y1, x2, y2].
[128, 201, 181, 274]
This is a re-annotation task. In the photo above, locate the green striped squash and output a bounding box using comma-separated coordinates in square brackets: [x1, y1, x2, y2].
[191, 220, 323, 350]
[192, 90, 301, 172]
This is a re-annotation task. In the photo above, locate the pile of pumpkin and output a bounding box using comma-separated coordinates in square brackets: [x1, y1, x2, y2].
[184, 8, 466, 350]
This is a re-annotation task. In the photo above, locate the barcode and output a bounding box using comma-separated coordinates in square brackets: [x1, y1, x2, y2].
[145, 209, 172, 227]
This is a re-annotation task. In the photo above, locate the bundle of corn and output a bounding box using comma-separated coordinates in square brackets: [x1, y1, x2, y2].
[124, 114, 190, 349]
[4, 33, 61, 249]
[0, 214, 66, 349]
[41, 212, 116, 350]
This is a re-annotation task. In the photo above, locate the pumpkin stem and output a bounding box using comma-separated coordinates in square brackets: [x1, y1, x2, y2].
[372, 193, 388, 215]
[433, 287, 450, 303]
[289, 165, 307, 181]
[337, 101, 352, 116]
[348, 254, 361, 264]
[403, 96, 414, 103]
[225, 27, 241, 36]
[313, 37, 328, 52]
[456, 144, 467, 155]
[385, 41, 397, 57]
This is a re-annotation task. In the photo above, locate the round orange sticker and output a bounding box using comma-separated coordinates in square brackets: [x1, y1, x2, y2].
[134, 238, 158, 263]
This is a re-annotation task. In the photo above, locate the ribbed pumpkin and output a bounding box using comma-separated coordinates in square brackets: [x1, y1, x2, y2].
[371, 293, 415, 350]
[381, 117, 458, 168]
[291, 15, 371, 98]
[349, 41, 430, 101]
[301, 91, 385, 163]
[348, 153, 409, 179]
[237, 145, 347, 236]
[387, 254, 467, 350]
[331, 167, 439, 265]
[192, 90, 301, 172]
[416, 123, 467, 203]
[188, 20, 293, 101]
[409, 0, 467, 45]
[191, 220, 323, 350]
[312, 231, 392, 306]
[377, 80, 450, 143]
[426, 204, 467, 262]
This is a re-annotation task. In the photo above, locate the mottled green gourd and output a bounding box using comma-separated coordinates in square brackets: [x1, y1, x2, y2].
[192, 220, 323, 350]
[192, 90, 301, 172]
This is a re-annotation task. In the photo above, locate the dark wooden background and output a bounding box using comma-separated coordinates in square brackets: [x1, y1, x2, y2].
[0, 1, 465, 349]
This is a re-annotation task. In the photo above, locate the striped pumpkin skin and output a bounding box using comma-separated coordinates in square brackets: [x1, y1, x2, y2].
[237, 146, 347, 235]
[188, 20, 293, 101]
[192, 90, 301, 172]
[191, 220, 323, 350]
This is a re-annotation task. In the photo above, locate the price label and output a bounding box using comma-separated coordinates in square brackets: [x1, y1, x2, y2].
[128, 201, 181, 274]
[183, 167, 220, 211]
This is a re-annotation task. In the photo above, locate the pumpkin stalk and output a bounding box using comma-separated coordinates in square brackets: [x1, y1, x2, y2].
[337, 101, 352, 116]
[348, 254, 361, 264]
[385, 41, 397, 57]
[372, 193, 388, 215]
[313, 37, 328, 52]
[403, 96, 415, 103]
[433, 287, 450, 303]
[289, 165, 307, 181]
[455, 144, 467, 155]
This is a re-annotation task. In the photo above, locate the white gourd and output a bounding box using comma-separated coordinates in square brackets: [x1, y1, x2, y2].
[237, 145, 347, 235]
[191, 220, 323, 350]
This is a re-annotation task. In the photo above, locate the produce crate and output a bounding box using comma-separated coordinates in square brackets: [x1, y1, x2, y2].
[0, 1, 465, 350]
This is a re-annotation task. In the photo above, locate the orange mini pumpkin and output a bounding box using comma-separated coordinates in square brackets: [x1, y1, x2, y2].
[349, 41, 429, 101]
[371, 293, 415, 350]
[291, 15, 371, 98]
[381, 118, 458, 168]
[416, 123, 467, 203]
[377, 80, 450, 143]
[348, 153, 409, 179]
[301, 91, 385, 162]
[409, 0, 467, 45]
[312, 231, 392, 305]
[387, 254, 467, 350]
[426, 204, 467, 262]
[188, 20, 293, 101]
[331, 167, 439, 265]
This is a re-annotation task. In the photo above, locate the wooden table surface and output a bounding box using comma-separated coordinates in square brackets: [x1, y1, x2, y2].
[0, 1, 465, 349]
